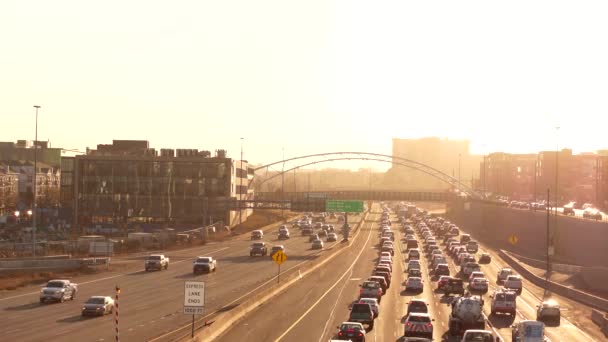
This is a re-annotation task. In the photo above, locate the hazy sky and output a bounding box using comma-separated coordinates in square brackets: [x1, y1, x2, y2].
[2, 1, 607, 170]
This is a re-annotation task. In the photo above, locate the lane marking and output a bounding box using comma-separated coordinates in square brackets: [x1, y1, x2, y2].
[149, 215, 371, 342]
[274, 221, 375, 342]
[317, 267, 354, 342]
[0, 247, 230, 302]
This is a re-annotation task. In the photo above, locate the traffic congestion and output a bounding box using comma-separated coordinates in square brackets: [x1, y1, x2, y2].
[332, 202, 560, 342]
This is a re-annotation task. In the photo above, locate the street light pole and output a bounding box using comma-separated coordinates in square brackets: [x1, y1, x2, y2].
[33, 105, 40, 257]
[239, 138, 244, 227]
[281, 147, 285, 221]
[458, 153, 461, 193]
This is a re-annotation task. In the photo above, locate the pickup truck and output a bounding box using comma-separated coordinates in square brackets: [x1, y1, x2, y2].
[40, 279, 78, 303]
[145, 254, 169, 271]
[193, 256, 217, 274]
[250, 242, 268, 256]
[349, 303, 375, 329]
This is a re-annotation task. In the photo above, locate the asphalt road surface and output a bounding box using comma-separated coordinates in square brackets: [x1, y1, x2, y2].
[216, 204, 602, 342]
[0, 215, 360, 342]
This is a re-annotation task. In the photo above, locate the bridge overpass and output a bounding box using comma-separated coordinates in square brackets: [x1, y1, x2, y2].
[255, 190, 454, 202]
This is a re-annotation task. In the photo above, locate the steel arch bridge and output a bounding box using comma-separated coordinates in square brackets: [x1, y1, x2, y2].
[249, 152, 480, 199]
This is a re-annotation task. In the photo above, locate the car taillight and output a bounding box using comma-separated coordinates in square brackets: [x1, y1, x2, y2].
[406, 322, 411, 326]
[338, 332, 343, 336]
[427, 323, 433, 328]
[360, 289, 363, 295]
[358, 333, 363, 337]
[377, 289, 382, 296]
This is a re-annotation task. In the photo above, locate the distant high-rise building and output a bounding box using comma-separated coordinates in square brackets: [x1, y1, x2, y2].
[389, 137, 480, 190]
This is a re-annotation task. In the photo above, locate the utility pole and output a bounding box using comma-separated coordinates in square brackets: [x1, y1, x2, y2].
[33, 105, 40, 257]
[239, 138, 244, 228]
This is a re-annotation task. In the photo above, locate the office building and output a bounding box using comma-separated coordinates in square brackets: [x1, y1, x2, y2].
[63, 140, 253, 234]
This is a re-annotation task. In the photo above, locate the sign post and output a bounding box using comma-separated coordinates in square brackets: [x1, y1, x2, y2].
[184, 281, 205, 337]
[272, 250, 287, 284]
[325, 200, 363, 242]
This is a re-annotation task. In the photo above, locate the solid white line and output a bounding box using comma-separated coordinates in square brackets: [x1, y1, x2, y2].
[273, 221, 375, 342]
[317, 267, 354, 342]
[148, 215, 369, 342]
[0, 247, 230, 302]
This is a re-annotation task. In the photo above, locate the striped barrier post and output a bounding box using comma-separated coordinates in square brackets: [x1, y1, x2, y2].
[115, 285, 120, 342]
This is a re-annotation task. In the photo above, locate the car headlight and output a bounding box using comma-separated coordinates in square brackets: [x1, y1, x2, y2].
[55, 290, 63, 294]
[82, 307, 86, 310]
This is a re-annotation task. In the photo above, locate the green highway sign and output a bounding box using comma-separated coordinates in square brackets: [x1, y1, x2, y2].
[325, 200, 364, 213]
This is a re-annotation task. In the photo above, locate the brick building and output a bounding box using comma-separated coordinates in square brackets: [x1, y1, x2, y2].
[62, 140, 254, 234]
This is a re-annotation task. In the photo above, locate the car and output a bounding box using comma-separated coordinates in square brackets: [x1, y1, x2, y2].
[336, 321, 366, 342]
[369, 276, 388, 293]
[278, 230, 290, 240]
[380, 251, 392, 260]
[460, 329, 495, 342]
[373, 270, 391, 288]
[81, 296, 114, 316]
[381, 244, 395, 256]
[469, 278, 489, 293]
[408, 260, 421, 272]
[251, 230, 263, 240]
[312, 239, 324, 249]
[309, 233, 320, 242]
[145, 254, 170, 271]
[301, 227, 313, 236]
[270, 245, 286, 256]
[193, 256, 217, 274]
[478, 253, 491, 264]
[327, 232, 338, 242]
[377, 262, 393, 273]
[490, 289, 516, 315]
[504, 275, 523, 294]
[408, 249, 421, 260]
[405, 277, 424, 292]
[511, 320, 545, 342]
[403, 312, 433, 339]
[359, 281, 383, 301]
[318, 229, 327, 237]
[406, 299, 429, 316]
[444, 278, 465, 296]
[436, 276, 453, 291]
[536, 300, 560, 323]
[434, 264, 450, 276]
[250, 242, 268, 256]
[375, 265, 392, 276]
[359, 298, 380, 318]
[408, 268, 422, 278]
[583, 208, 603, 220]
[497, 268, 513, 284]
[468, 271, 485, 283]
[349, 303, 375, 329]
[40, 279, 78, 303]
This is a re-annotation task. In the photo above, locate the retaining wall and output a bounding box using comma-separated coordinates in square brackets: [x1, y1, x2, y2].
[499, 249, 608, 312]
[447, 200, 608, 267]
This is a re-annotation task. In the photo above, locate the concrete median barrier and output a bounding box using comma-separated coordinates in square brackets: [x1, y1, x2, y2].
[591, 309, 608, 336]
[186, 209, 372, 342]
[499, 249, 608, 312]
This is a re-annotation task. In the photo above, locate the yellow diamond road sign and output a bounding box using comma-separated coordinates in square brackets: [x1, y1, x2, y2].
[508, 234, 518, 246]
[272, 250, 287, 265]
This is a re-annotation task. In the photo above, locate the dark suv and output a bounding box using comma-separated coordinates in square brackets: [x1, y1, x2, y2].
[250, 242, 267, 257]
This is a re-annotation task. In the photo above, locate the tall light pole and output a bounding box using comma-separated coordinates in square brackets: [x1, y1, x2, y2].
[281, 147, 285, 221]
[239, 138, 244, 227]
[458, 153, 462, 194]
[33, 105, 40, 257]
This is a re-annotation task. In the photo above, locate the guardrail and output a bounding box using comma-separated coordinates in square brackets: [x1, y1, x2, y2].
[499, 249, 608, 312]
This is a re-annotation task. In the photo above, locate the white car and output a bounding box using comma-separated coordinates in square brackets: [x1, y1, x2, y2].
[403, 312, 433, 339]
[504, 275, 523, 294]
[497, 267, 513, 283]
[461, 329, 495, 342]
[405, 277, 424, 291]
[469, 278, 489, 292]
[193, 256, 217, 274]
[468, 271, 485, 283]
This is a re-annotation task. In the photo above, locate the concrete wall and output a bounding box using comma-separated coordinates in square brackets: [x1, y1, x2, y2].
[447, 200, 608, 267]
[0, 257, 108, 269]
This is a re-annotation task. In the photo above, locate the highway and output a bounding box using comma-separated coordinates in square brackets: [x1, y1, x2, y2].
[215, 203, 603, 342]
[0, 214, 360, 342]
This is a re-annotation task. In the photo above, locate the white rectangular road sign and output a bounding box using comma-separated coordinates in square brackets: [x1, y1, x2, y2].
[184, 281, 205, 315]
